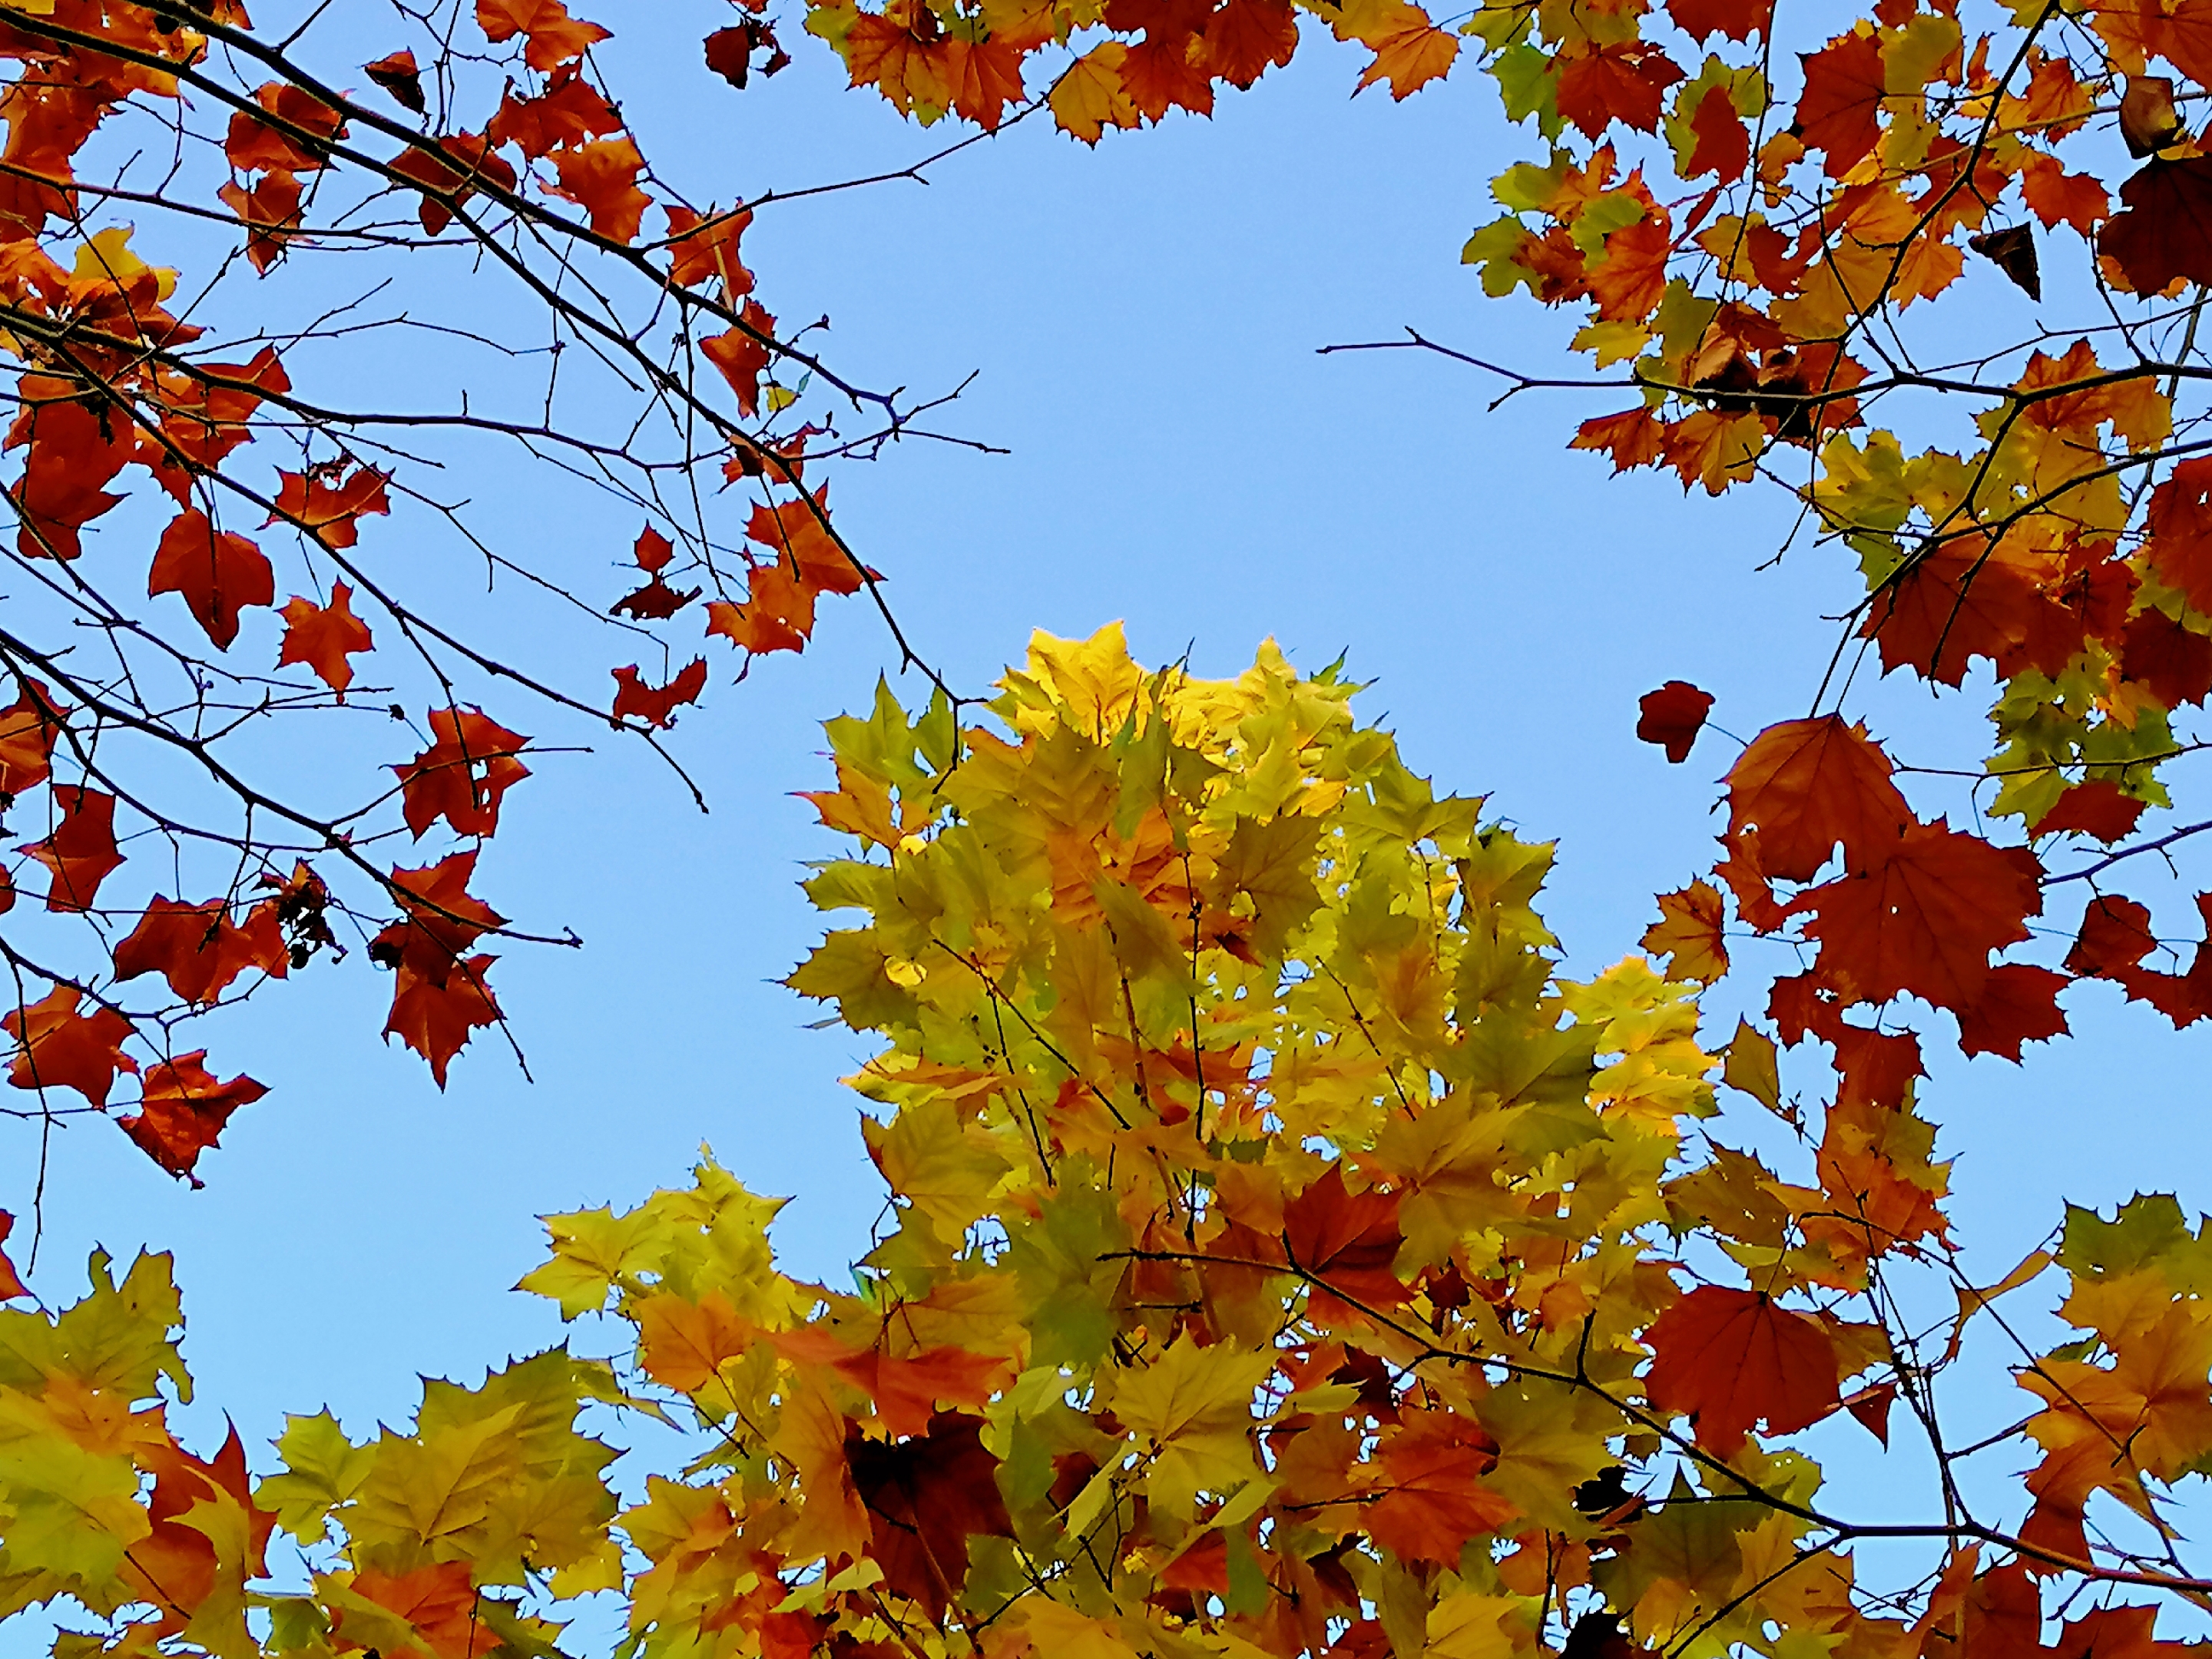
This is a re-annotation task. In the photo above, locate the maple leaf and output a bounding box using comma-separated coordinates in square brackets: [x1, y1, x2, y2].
[1635, 680, 1714, 763]
[1050, 45, 1141, 141]
[0, 677, 65, 799]
[364, 50, 427, 114]
[2018, 152, 2108, 237]
[748, 490, 867, 595]
[1644, 1286, 1841, 1452]
[1791, 822, 2042, 1012]
[1205, 0, 1299, 87]
[225, 81, 345, 174]
[664, 204, 756, 294]
[1666, 0, 1770, 41]
[1555, 43, 1684, 137]
[120, 1052, 267, 1185]
[12, 397, 137, 561]
[2144, 457, 2212, 615]
[2101, 157, 2212, 295]
[1796, 31, 1885, 177]
[1685, 84, 1750, 180]
[845, 1412, 1013, 1621]
[700, 302, 780, 417]
[149, 508, 273, 650]
[0, 1210, 25, 1300]
[389, 132, 519, 235]
[114, 895, 288, 1004]
[476, 0, 611, 70]
[2121, 606, 2212, 709]
[1283, 1167, 1407, 1320]
[28, 784, 124, 912]
[383, 954, 502, 1087]
[1331, 0, 1458, 98]
[1643, 880, 1728, 982]
[1572, 407, 1667, 472]
[278, 583, 375, 692]
[551, 136, 651, 243]
[707, 561, 818, 654]
[373, 850, 506, 975]
[612, 660, 708, 727]
[1724, 715, 1911, 882]
[271, 465, 391, 548]
[1362, 1413, 1518, 1561]
[4, 984, 137, 1105]
[1967, 224, 2039, 300]
[393, 707, 531, 838]
[1953, 963, 2069, 1061]
[220, 171, 305, 272]
[2032, 780, 2145, 843]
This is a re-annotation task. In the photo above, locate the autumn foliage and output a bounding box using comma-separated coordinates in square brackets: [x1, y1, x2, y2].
[5, 632, 2210, 1659]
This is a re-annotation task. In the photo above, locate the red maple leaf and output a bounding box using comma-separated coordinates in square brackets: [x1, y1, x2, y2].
[28, 784, 124, 912]
[373, 850, 507, 977]
[383, 954, 502, 1087]
[1644, 1286, 1841, 1452]
[2121, 605, 2212, 709]
[1724, 715, 1911, 883]
[2065, 894, 2160, 978]
[1953, 963, 2070, 1061]
[664, 204, 757, 293]
[224, 81, 345, 174]
[845, 1412, 1015, 1621]
[2101, 156, 2212, 296]
[1554, 41, 1683, 137]
[1686, 84, 1750, 180]
[120, 1052, 267, 1185]
[612, 659, 708, 727]
[747, 490, 869, 595]
[1796, 31, 1886, 177]
[1283, 1166, 1407, 1320]
[277, 583, 375, 692]
[113, 896, 288, 1005]
[0, 678, 65, 800]
[0, 1210, 25, 1300]
[4, 984, 137, 1105]
[701, 301, 779, 416]
[1790, 821, 2041, 1012]
[2031, 780, 2146, 843]
[394, 707, 531, 838]
[487, 65, 622, 158]
[1635, 680, 1715, 763]
[149, 508, 273, 650]
[1666, 0, 1770, 41]
[389, 132, 518, 236]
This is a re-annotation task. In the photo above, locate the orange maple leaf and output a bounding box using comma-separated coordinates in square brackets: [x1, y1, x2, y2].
[113, 896, 288, 1005]
[708, 561, 818, 654]
[277, 583, 374, 692]
[1724, 715, 1911, 883]
[551, 135, 651, 243]
[475, 0, 611, 71]
[486, 64, 621, 159]
[4, 983, 137, 1106]
[0, 677, 65, 799]
[336, 1561, 481, 1659]
[747, 490, 866, 595]
[701, 302, 779, 416]
[149, 508, 273, 650]
[28, 784, 124, 912]
[270, 464, 391, 548]
[393, 707, 531, 838]
[1362, 1412, 1518, 1561]
[664, 204, 756, 294]
[1283, 1166, 1407, 1320]
[1644, 1285, 1841, 1452]
[389, 132, 518, 236]
[612, 659, 708, 727]
[120, 1052, 266, 1185]
[383, 955, 502, 1088]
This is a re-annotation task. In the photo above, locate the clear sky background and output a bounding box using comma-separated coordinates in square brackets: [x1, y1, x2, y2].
[8, 2, 2212, 1650]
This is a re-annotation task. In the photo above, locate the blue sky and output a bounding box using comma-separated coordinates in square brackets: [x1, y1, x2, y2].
[8, 1, 2212, 1648]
